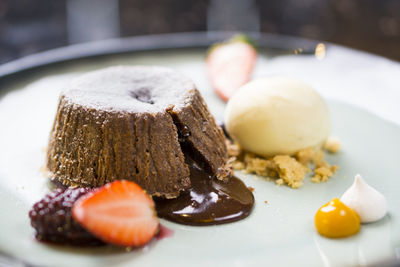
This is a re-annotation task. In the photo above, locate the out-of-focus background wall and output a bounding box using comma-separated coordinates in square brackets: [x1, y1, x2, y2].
[0, 0, 399, 64]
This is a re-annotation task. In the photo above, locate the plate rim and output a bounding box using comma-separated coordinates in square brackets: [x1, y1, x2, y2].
[0, 31, 322, 81]
[2, 31, 398, 88]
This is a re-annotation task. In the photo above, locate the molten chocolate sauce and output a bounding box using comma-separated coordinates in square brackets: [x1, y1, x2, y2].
[155, 158, 254, 226]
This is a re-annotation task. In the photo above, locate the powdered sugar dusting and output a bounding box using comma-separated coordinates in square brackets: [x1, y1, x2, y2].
[63, 66, 196, 113]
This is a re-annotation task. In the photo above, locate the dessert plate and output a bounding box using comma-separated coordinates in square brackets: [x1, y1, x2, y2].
[0, 33, 400, 267]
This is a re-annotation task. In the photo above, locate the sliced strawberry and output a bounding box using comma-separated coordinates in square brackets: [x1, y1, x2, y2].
[206, 34, 258, 101]
[72, 180, 159, 247]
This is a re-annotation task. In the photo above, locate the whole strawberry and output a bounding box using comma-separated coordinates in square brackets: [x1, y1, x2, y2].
[206, 34, 258, 101]
[29, 188, 103, 246]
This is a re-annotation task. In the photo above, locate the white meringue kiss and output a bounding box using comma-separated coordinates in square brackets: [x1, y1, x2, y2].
[341, 174, 387, 223]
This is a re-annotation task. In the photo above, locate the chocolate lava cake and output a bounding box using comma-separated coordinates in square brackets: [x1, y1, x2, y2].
[47, 66, 228, 198]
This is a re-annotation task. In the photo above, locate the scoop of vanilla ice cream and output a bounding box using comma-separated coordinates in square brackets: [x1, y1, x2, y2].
[224, 77, 331, 157]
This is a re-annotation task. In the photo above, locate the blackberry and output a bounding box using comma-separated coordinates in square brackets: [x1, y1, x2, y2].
[29, 188, 104, 246]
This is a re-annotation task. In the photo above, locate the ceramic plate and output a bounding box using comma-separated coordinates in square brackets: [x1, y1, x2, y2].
[0, 33, 400, 267]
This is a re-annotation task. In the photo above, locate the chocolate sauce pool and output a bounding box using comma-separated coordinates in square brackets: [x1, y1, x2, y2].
[51, 151, 254, 226]
[154, 158, 254, 226]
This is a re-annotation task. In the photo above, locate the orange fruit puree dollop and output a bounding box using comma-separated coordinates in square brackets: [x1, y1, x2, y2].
[315, 198, 360, 238]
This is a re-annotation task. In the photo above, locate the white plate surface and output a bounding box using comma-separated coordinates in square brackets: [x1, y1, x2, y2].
[0, 46, 400, 267]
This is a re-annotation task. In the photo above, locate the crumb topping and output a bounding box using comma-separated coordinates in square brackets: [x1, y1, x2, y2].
[227, 137, 340, 188]
[273, 155, 308, 188]
[323, 136, 342, 153]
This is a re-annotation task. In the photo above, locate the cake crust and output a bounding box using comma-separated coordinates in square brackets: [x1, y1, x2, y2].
[47, 66, 228, 198]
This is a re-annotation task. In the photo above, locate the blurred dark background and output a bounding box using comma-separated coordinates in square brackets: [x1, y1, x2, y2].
[0, 0, 399, 64]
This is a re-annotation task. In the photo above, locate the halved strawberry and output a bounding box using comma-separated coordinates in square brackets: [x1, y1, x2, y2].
[206, 34, 258, 101]
[72, 180, 159, 247]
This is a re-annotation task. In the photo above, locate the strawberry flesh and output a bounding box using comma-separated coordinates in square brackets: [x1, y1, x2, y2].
[206, 35, 257, 101]
[72, 180, 159, 247]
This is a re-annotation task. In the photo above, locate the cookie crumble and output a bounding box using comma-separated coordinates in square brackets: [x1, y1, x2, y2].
[227, 138, 340, 188]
